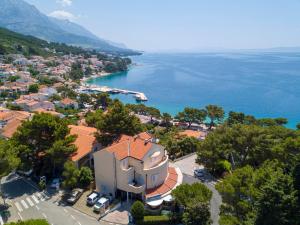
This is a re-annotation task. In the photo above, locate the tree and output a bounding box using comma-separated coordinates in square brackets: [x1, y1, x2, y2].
[182, 202, 211, 225]
[255, 171, 299, 225]
[94, 93, 112, 110]
[176, 107, 207, 128]
[46, 138, 77, 176]
[28, 84, 39, 93]
[172, 183, 212, 207]
[131, 201, 144, 221]
[69, 62, 84, 81]
[85, 109, 103, 127]
[8, 75, 20, 82]
[146, 106, 161, 123]
[78, 93, 91, 108]
[161, 112, 172, 127]
[96, 101, 143, 145]
[205, 105, 224, 129]
[62, 161, 80, 189]
[12, 113, 76, 175]
[0, 139, 20, 178]
[78, 167, 93, 188]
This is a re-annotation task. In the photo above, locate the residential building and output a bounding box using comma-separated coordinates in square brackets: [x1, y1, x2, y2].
[69, 125, 100, 168]
[93, 132, 182, 205]
[57, 98, 79, 109]
[0, 110, 32, 139]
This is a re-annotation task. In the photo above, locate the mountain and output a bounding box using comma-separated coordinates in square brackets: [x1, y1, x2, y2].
[0, 0, 138, 55]
[0, 27, 90, 56]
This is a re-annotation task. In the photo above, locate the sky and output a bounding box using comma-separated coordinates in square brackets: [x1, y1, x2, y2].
[25, 0, 300, 51]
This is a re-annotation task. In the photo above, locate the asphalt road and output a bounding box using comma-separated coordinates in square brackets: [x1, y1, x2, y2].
[1, 174, 109, 225]
[171, 154, 222, 225]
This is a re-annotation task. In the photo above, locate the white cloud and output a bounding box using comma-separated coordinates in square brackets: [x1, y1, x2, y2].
[49, 10, 76, 21]
[56, 0, 72, 7]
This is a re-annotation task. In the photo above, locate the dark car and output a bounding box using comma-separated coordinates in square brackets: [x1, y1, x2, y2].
[194, 169, 205, 181]
[66, 188, 84, 204]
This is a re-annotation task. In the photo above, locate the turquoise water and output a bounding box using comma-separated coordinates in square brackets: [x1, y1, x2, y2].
[87, 52, 300, 128]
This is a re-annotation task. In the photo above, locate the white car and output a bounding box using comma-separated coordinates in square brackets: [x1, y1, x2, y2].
[87, 192, 100, 206]
[50, 178, 60, 189]
[93, 197, 109, 213]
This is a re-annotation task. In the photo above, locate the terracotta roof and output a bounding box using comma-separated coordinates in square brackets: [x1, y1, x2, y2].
[33, 108, 61, 117]
[146, 167, 179, 198]
[105, 132, 154, 161]
[179, 130, 206, 139]
[1, 118, 23, 138]
[0, 111, 30, 121]
[61, 98, 76, 105]
[69, 125, 97, 162]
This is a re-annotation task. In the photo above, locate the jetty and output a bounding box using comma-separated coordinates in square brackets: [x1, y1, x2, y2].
[78, 84, 148, 101]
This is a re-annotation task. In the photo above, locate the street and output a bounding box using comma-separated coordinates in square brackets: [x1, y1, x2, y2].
[0, 173, 110, 225]
[171, 154, 222, 225]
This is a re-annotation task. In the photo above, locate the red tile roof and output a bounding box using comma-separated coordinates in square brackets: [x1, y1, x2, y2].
[105, 132, 153, 161]
[146, 167, 179, 198]
[69, 125, 97, 162]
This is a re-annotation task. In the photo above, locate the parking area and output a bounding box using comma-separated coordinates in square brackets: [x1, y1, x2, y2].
[72, 190, 99, 219]
[0, 173, 112, 225]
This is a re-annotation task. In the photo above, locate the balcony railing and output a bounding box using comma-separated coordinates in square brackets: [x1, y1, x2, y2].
[144, 155, 169, 171]
[128, 180, 145, 194]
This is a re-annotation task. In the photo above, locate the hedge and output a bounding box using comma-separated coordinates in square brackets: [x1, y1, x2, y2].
[137, 215, 170, 225]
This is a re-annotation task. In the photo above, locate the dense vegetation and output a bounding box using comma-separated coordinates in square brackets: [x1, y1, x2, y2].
[0, 27, 89, 57]
[7, 219, 49, 225]
[172, 183, 212, 225]
[196, 111, 300, 225]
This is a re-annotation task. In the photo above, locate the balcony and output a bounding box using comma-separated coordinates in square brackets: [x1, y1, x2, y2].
[128, 180, 145, 194]
[144, 155, 169, 172]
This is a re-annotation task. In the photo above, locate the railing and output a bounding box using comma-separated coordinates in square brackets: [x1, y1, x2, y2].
[144, 155, 169, 171]
[128, 181, 145, 194]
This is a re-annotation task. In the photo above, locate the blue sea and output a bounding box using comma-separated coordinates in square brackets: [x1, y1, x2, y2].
[87, 52, 300, 128]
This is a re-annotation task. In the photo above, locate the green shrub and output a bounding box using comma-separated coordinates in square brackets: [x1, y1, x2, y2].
[137, 215, 170, 225]
[6, 219, 50, 225]
[131, 201, 144, 221]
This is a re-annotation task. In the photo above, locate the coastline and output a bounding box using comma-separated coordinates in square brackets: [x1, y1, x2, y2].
[81, 71, 113, 83]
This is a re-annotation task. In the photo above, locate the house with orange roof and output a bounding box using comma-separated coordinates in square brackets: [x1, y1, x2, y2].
[57, 98, 79, 109]
[93, 132, 182, 206]
[0, 110, 32, 139]
[69, 125, 100, 168]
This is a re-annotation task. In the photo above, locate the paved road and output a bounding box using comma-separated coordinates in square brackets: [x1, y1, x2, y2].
[1, 174, 110, 225]
[171, 154, 222, 225]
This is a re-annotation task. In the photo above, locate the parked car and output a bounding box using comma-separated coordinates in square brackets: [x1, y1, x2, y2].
[66, 188, 84, 204]
[86, 192, 100, 206]
[50, 178, 60, 189]
[93, 197, 109, 213]
[194, 169, 204, 179]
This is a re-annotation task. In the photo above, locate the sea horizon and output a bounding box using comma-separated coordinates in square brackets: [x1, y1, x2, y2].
[87, 51, 300, 128]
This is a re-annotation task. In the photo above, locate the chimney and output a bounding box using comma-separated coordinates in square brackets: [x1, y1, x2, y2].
[127, 138, 131, 157]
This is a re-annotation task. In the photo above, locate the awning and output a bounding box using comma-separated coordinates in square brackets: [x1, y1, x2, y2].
[162, 195, 173, 202]
[146, 199, 163, 207]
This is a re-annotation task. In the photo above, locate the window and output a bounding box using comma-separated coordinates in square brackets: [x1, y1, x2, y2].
[151, 174, 159, 186]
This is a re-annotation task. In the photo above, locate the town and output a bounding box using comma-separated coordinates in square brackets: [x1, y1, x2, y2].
[0, 3, 300, 225]
[0, 41, 221, 225]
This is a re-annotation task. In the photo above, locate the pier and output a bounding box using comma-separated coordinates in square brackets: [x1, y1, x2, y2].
[78, 84, 148, 101]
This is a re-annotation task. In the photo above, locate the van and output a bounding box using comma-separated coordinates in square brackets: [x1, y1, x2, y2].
[93, 197, 109, 213]
[86, 192, 100, 206]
